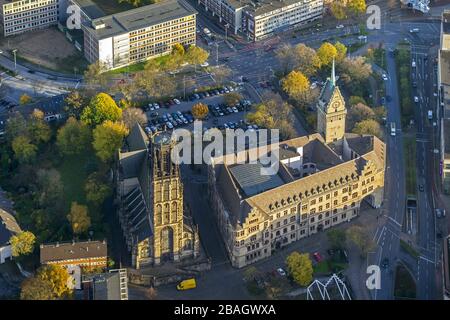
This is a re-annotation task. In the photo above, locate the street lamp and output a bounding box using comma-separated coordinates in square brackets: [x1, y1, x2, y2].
[12, 49, 17, 70]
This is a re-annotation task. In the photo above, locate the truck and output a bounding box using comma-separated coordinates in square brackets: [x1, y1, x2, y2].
[176, 278, 196, 291]
[390, 122, 396, 136]
[428, 110, 433, 120]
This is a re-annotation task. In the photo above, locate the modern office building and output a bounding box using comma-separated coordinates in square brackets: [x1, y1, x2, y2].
[207, 67, 386, 268]
[0, 0, 60, 37]
[80, 0, 197, 70]
[197, 0, 323, 41]
[82, 269, 128, 300]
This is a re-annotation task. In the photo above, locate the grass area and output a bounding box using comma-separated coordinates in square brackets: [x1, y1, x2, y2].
[105, 54, 174, 75]
[92, 0, 154, 15]
[400, 239, 420, 259]
[313, 261, 330, 274]
[403, 137, 417, 197]
[57, 154, 92, 210]
[394, 264, 416, 299]
[313, 259, 348, 275]
[395, 44, 413, 128]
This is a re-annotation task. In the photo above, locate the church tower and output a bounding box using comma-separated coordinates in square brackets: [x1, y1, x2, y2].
[317, 60, 347, 144]
[150, 132, 184, 265]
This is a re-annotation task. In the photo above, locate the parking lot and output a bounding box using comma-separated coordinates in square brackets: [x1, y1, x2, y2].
[143, 85, 258, 135]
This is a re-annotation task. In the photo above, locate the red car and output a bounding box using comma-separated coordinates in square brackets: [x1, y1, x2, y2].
[313, 252, 323, 262]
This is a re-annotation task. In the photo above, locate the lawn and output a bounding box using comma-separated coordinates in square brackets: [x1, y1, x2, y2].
[403, 137, 417, 197]
[105, 54, 173, 75]
[313, 259, 348, 275]
[57, 154, 93, 210]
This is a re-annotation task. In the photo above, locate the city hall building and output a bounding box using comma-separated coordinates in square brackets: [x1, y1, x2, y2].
[197, 0, 323, 41]
[208, 67, 386, 268]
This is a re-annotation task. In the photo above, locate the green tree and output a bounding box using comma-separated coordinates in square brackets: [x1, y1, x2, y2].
[36, 168, 65, 212]
[349, 96, 367, 106]
[346, 103, 375, 130]
[12, 136, 37, 163]
[29, 109, 52, 145]
[352, 119, 383, 139]
[56, 117, 92, 156]
[84, 62, 108, 90]
[81, 92, 122, 126]
[346, 225, 375, 257]
[10, 231, 36, 257]
[37, 265, 73, 299]
[348, 0, 366, 15]
[5, 112, 27, 142]
[335, 41, 348, 62]
[191, 103, 209, 120]
[281, 70, 310, 100]
[64, 91, 86, 118]
[285, 252, 313, 286]
[85, 172, 112, 207]
[294, 44, 322, 76]
[327, 229, 347, 250]
[67, 202, 91, 235]
[20, 276, 55, 300]
[317, 42, 338, 67]
[19, 94, 32, 105]
[92, 121, 129, 162]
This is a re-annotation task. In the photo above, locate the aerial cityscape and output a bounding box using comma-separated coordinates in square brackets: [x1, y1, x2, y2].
[0, 0, 448, 307]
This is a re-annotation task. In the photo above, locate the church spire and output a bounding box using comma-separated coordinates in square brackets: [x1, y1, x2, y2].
[331, 59, 336, 87]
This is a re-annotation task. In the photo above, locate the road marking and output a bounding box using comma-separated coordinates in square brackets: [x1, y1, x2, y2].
[419, 255, 435, 264]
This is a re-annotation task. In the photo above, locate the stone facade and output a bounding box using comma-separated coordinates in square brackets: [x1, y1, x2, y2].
[117, 127, 200, 269]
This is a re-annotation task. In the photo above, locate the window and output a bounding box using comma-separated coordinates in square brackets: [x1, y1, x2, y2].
[310, 217, 315, 223]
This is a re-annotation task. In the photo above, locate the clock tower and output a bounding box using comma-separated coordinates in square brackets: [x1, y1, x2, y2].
[317, 60, 347, 144]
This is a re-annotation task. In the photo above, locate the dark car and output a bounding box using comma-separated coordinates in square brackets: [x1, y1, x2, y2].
[381, 258, 389, 269]
[419, 184, 424, 192]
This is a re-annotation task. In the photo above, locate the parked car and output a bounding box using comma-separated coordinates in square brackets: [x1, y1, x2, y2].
[382, 74, 388, 81]
[277, 268, 287, 277]
[381, 258, 389, 269]
[173, 99, 181, 105]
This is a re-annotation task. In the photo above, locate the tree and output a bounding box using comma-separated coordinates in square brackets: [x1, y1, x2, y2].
[85, 172, 112, 207]
[346, 225, 375, 257]
[275, 44, 297, 74]
[21, 276, 55, 300]
[352, 119, 383, 139]
[37, 265, 72, 299]
[10, 231, 36, 257]
[67, 202, 91, 235]
[57, 117, 92, 156]
[348, 0, 366, 15]
[246, 104, 275, 128]
[327, 229, 347, 250]
[92, 121, 129, 162]
[172, 43, 185, 56]
[191, 103, 209, 120]
[293, 44, 322, 76]
[330, 1, 347, 20]
[339, 57, 372, 83]
[28, 110, 51, 145]
[285, 252, 313, 286]
[281, 70, 310, 100]
[64, 91, 86, 118]
[122, 107, 147, 129]
[243, 266, 259, 282]
[349, 96, 367, 107]
[19, 94, 32, 105]
[5, 112, 27, 142]
[224, 92, 242, 106]
[12, 135, 37, 163]
[84, 61, 108, 90]
[346, 103, 375, 130]
[335, 41, 348, 62]
[317, 42, 338, 67]
[81, 92, 122, 126]
[185, 45, 209, 67]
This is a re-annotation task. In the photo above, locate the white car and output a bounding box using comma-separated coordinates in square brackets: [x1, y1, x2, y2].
[200, 62, 209, 67]
[277, 268, 287, 276]
[336, 24, 344, 29]
[173, 98, 181, 105]
[414, 96, 419, 103]
[153, 103, 160, 109]
[232, 107, 238, 113]
[166, 121, 174, 129]
[412, 60, 416, 68]
[382, 74, 388, 81]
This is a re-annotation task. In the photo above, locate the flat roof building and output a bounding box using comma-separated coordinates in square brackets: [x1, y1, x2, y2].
[197, 0, 323, 41]
[1, 0, 59, 37]
[81, 0, 197, 70]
